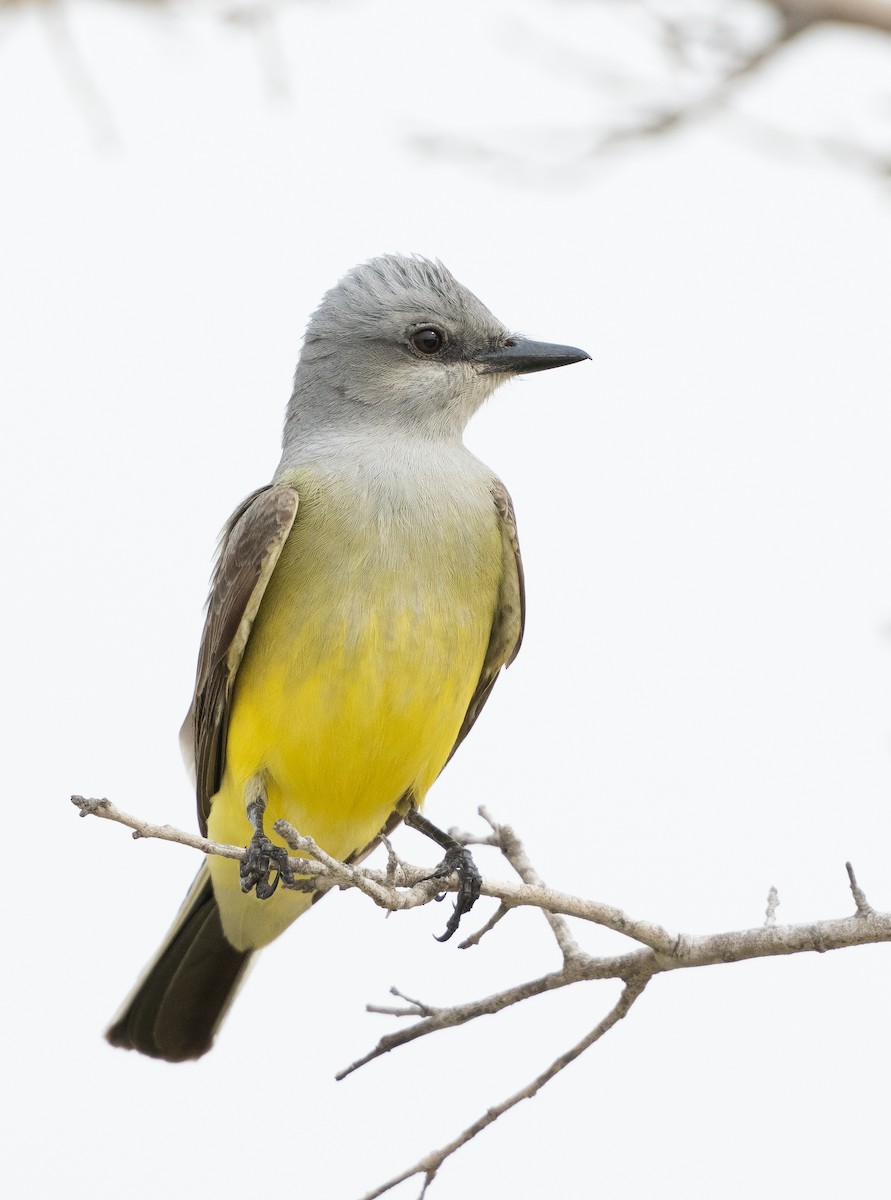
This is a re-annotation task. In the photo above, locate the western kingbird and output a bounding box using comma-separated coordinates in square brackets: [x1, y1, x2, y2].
[107, 255, 589, 1061]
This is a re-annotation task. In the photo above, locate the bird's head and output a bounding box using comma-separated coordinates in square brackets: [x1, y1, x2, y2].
[286, 254, 589, 444]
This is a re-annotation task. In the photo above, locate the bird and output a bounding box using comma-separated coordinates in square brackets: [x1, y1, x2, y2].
[106, 254, 590, 1061]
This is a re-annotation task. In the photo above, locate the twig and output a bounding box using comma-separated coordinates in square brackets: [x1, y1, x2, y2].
[458, 902, 509, 949]
[379, 834, 400, 887]
[846, 861, 875, 917]
[74, 796, 891, 972]
[337, 904, 891, 1079]
[74, 798, 891, 973]
[356, 978, 649, 1200]
[476, 805, 582, 962]
[71, 795, 253, 865]
[335, 956, 603, 1081]
[76, 793, 891, 1196]
[73, 795, 681, 952]
[765, 885, 780, 927]
[42, 0, 120, 148]
[366, 987, 440, 1020]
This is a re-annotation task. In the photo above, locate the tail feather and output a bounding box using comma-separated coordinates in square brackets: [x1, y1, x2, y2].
[106, 864, 252, 1062]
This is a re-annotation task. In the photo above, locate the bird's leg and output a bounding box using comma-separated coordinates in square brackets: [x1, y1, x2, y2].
[404, 806, 482, 942]
[240, 774, 296, 900]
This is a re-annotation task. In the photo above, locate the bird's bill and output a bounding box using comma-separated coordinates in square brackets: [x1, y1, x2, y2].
[475, 337, 591, 375]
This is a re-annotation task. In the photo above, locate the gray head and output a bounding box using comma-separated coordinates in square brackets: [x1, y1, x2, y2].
[284, 254, 589, 446]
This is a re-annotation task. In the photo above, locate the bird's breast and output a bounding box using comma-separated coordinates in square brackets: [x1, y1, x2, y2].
[218, 454, 503, 857]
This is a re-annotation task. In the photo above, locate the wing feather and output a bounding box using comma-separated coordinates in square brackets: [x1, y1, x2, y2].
[448, 478, 525, 759]
[179, 484, 299, 833]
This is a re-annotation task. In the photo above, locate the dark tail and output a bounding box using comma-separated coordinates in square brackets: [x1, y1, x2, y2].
[106, 865, 252, 1062]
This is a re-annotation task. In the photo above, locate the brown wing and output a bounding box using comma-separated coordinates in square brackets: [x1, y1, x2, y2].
[342, 478, 525, 870]
[447, 478, 525, 761]
[180, 483, 299, 833]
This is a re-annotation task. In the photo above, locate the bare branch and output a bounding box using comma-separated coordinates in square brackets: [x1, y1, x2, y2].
[73, 798, 891, 973]
[336, 902, 891, 1081]
[357, 978, 650, 1200]
[76, 793, 891, 1194]
[335, 957, 604, 1081]
[73, 794, 679, 951]
[71, 794, 251, 865]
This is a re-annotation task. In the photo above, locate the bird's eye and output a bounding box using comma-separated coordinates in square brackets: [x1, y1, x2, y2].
[411, 327, 444, 355]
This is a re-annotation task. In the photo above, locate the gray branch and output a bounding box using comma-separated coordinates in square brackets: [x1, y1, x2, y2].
[72, 793, 891, 1198]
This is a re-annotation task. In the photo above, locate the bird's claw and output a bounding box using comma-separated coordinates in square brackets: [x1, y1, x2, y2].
[240, 831, 296, 900]
[420, 845, 482, 942]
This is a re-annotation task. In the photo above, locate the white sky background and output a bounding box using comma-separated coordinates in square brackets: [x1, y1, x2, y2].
[3, 0, 891, 1196]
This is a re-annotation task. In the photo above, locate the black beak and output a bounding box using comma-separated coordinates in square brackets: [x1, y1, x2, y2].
[475, 337, 591, 375]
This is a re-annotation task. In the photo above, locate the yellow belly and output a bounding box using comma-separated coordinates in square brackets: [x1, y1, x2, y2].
[206, 475, 502, 950]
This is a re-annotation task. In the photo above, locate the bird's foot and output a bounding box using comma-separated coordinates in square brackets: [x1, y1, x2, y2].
[419, 844, 482, 943]
[240, 798, 296, 900]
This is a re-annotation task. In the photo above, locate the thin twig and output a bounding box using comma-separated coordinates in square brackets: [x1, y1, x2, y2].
[337, 905, 891, 1079]
[42, 0, 120, 148]
[366, 988, 440, 1020]
[765, 886, 780, 927]
[846, 861, 875, 918]
[71, 795, 253, 865]
[335, 956, 603, 1081]
[356, 978, 650, 1200]
[379, 834, 400, 887]
[458, 902, 509, 950]
[477, 805, 582, 962]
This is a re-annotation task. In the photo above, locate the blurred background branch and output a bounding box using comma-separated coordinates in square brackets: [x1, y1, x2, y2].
[409, 0, 891, 179]
[3, 0, 891, 176]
